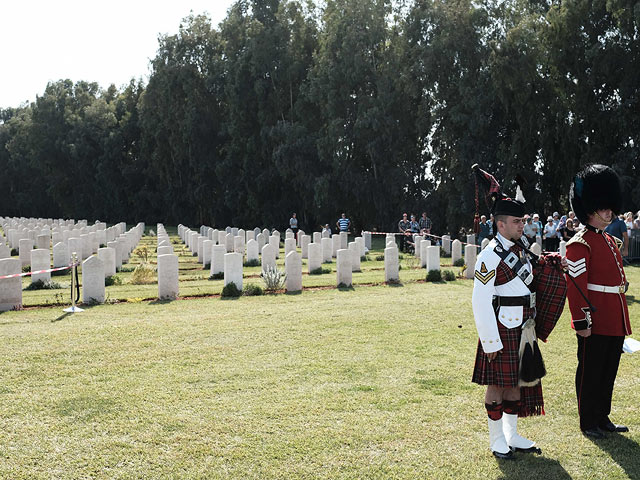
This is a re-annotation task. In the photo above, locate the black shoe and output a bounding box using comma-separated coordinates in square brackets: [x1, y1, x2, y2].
[599, 421, 629, 433]
[583, 427, 606, 439]
[511, 446, 542, 454]
[493, 450, 514, 460]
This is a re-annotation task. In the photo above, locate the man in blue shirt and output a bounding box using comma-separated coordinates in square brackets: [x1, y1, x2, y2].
[336, 213, 351, 233]
[605, 215, 629, 257]
[478, 215, 491, 244]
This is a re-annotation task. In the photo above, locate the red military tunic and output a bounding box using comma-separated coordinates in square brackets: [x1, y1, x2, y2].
[565, 227, 631, 336]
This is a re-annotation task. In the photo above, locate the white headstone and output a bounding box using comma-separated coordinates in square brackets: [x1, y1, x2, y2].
[339, 231, 348, 250]
[336, 249, 352, 287]
[285, 251, 302, 292]
[285, 238, 296, 257]
[82, 255, 105, 304]
[197, 236, 205, 263]
[308, 243, 322, 273]
[442, 235, 451, 254]
[157, 246, 173, 256]
[30, 249, 51, 283]
[98, 247, 116, 278]
[107, 241, 122, 271]
[465, 244, 477, 279]
[224, 252, 243, 290]
[481, 238, 490, 250]
[18, 238, 32, 267]
[348, 242, 361, 272]
[355, 237, 365, 257]
[269, 235, 280, 259]
[203, 240, 214, 267]
[225, 233, 234, 253]
[313, 232, 322, 244]
[466, 234, 476, 247]
[420, 240, 429, 268]
[321, 237, 332, 263]
[246, 239, 259, 263]
[158, 254, 179, 300]
[0, 258, 22, 311]
[426, 246, 440, 272]
[0, 245, 10, 259]
[414, 237, 423, 260]
[451, 240, 462, 264]
[384, 246, 399, 282]
[301, 235, 311, 259]
[332, 234, 340, 258]
[36, 234, 49, 250]
[261, 244, 276, 272]
[257, 233, 266, 251]
[364, 232, 372, 250]
[211, 245, 226, 276]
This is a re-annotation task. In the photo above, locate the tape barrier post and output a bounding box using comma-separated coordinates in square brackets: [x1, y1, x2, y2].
[63, 252, 83, 313]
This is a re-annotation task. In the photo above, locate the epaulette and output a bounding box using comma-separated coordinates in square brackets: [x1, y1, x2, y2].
[566, 228, 590, 250]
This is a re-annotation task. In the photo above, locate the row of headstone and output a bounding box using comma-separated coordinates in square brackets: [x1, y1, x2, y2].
[82, 223, 145, 304]
[157, 224, 178, 300]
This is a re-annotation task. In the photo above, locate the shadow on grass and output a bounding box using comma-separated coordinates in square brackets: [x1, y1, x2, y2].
[149, 298, 175, 305]
[52, 311, 74, 323]
[625, 294, 639, 305]
[337, 285, 355, 292]
[386, 281, 404, 287]
[587, 432, 640, 479]
[497, 453, 571, 479]
[285, 290, 302, 296]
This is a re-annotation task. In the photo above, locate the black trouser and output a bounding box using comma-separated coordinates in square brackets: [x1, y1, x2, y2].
[575, 334, 624, 431]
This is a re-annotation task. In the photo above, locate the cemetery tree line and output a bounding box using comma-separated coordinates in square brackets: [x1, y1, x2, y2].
[0, 0, 638, 235]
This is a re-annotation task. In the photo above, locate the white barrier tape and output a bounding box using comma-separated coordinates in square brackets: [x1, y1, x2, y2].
[0, 263, 77, 280]
[362, 230, 482, 248]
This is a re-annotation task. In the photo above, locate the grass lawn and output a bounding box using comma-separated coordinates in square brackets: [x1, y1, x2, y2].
[1, 259, 640, 479]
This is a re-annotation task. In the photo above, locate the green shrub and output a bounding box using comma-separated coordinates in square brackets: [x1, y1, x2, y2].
[375, 255, 385, 261]
[209, 272, 224, 280]
[398, 254, 404, 259]
[24, 280, 62, 291]
[442, 270, 456, 281]
[426, 269, 443, 282]
[22, 265, 30, 273]
[453, 258, 465, 267]
[119, 265, 136, 273]
[51, 268, 68, 277]
[105, 275, 123, 286]
[221, 282, 242, 298]
[243, 284, 264, 296]
[440, 248, 451, 258]
[11, 248, 18, 256]
[361, 255, 370, 262]
[244, 259, 260, 267]
[309, 267, 332, 275]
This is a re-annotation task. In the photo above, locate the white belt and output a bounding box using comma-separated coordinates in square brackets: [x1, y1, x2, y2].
[587, 283, 625, 294]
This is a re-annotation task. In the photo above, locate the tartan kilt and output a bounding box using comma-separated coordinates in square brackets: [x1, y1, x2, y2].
[472, 321, 544, 417]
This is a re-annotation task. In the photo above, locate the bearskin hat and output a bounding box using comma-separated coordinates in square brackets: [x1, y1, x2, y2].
[569, 164, 622, 224]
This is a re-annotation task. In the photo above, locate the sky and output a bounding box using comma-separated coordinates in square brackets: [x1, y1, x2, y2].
[0, 0, 237, 108]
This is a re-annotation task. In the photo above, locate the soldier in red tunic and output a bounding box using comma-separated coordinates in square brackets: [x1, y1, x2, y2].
[566, 164, 632, 439]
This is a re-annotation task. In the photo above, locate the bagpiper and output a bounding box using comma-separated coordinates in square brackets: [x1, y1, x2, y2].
[471, 165, 567, 459]
[566, 164, 632, 438]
